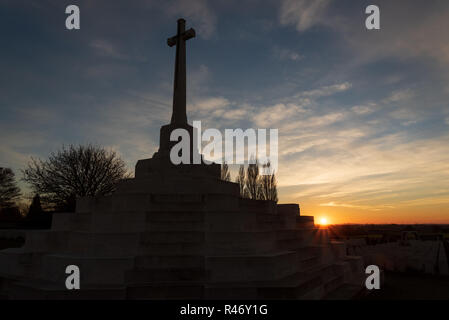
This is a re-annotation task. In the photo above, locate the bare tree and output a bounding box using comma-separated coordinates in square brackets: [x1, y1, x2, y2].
[221, 162, 231, 182]
[0, 168, 21, 209]
[235, 165, 248, 198]
[245, 161, 262, 200]
[22, 144, 128, 212]
[260, 162, 278, 202]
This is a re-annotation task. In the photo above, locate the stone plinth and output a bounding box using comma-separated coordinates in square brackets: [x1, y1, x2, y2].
[0, 162, 364, 299]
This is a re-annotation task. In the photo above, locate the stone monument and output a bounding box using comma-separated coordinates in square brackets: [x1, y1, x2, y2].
[0, 19, 364, 299]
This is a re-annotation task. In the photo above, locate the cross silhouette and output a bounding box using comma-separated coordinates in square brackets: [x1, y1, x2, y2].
[167, 19, 196, 125]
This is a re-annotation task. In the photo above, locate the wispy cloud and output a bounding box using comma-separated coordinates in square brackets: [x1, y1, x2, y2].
[352, 104, 376, 115]
[279, 0, 332, 32]
[274, 46, 303, 61]
[383, 89, 415, 104]
[167, 0, 217, 39]
[299, 82, 352, 98]
[90, 39, 129, 60]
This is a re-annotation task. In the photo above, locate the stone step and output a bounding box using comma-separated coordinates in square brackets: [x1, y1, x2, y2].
[0, 249, 39, 278]
[125, 267, 205, 283]
[331, 241, 347, 259]
[250, 273, 322, 300]
[126, 282, 204, 299]
[296, 216, 315, 228]
[146, 211, 204, 222]
[345, 256, 364, 273]
[67, 232, 141, 256]
[140, 231, 204, 244]
[276, 237, 309, 250]
[298, 255, 321, 270]
[148, 202, 207, 213]
[206, 231, 275, 242]
[323, 275, 345, 296]
[22, 231, 68, 252]
[257, 221, 283, 231]
[258, 263, 344, 300]
[139, 242, 204, 255]
[146, 220, 204, 231]
[206, 251, 298, 282]
[205, 211, 264, 232]
[239, 199, 277, 214]
[275, 230, 303, 240]
[39, 254, 134, 286]
[257, 214, 280, 223]
[341, 256, 365, 285]
[277, 230, 313, 250]
[297, 263, 349, 299]
[205, 263, 330, 300]
[306, 263, 341, 283]
[74, 212, 146, 233]
[296, 245, 322, 256]
[205, 231, 276, 255]
[58, 212, 205, 233]
[135, 255, 204, 269]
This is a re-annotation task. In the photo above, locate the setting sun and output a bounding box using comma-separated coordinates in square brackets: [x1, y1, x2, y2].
[319, 217, 329, 226]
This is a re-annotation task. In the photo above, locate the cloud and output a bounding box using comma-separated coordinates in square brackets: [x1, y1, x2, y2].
[319, 202, 388, 211]
[251, 82, 350, 128]
[352, 104, 376, 115]
[167, 0, 217, 39]
[90, 39, 128, 60]
[190, 97, 230, 112]
[299, 82, 352, 98]
[253, 103, 307, 127]
[300, 112, 345, 128]
[277, 128, 449, 217]
[279, 0, 332, 32]
[383, 89, 414, 104]
[274, 47, 303, 61]
[278, 0, 449, 68]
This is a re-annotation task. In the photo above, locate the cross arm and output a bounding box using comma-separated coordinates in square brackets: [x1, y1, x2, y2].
[167, 28, 196, 47]
[167, 36, 177, 47]
[183, 28, 196, 41]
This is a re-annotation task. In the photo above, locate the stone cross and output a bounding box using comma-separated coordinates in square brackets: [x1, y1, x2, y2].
[167, 18, 196, 125]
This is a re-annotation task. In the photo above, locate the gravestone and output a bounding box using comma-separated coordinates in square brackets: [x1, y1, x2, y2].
[0, 19, 364, 300]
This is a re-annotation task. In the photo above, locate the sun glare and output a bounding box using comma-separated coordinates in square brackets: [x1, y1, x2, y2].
[319, 217, 329, 226]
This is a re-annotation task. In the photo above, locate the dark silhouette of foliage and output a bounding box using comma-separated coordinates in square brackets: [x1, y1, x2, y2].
[235, 160, 278, 202]
[23, 194, 51, 229]
[235, 165, 248, 198]
[0, 168, 21, 209]
[259, 162, 278, 202]
[245, 160, 261, 200]
[221, 162, 231, 182]
[22, 144, 128, 212]
[27, 194, 44, 219]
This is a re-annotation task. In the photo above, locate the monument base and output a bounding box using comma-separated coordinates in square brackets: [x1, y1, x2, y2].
[0, 156, 365, 299]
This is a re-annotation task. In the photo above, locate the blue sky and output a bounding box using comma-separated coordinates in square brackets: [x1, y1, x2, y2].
[1, 0, 449, 223]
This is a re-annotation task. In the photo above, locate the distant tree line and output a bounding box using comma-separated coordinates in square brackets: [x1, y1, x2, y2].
[221, 161, 278, 202]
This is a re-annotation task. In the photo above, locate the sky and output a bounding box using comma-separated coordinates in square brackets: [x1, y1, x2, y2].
[1, 0, 449, 224]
